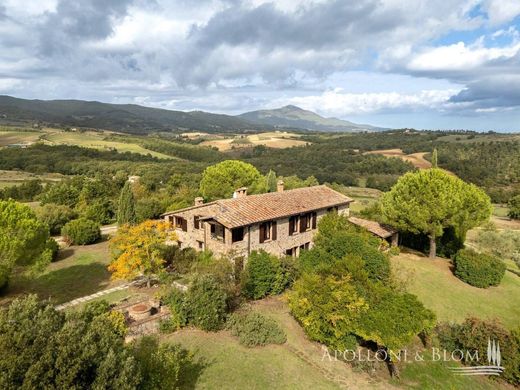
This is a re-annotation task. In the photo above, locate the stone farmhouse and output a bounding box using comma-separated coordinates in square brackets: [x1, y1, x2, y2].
[162, 182, 353, 258]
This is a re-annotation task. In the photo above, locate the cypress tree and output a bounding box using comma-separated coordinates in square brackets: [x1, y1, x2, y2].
[266, 170, 277, 192]
[117, 182, 136, 226]
[431, 148, 438, 168]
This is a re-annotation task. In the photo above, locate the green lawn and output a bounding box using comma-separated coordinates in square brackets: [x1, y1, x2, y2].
[492, 204, 510, 218]
[392, 252, 520, 328]
[164, 298, 389, 389]
[393, 353, 502, 390]
[1, 241, 124, 305]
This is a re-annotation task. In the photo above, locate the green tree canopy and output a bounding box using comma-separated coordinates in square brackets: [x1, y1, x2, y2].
[199, 160, 262, 200]
[508, 194, 520, 220]
[117, 181, 137, 225]
[0, 200, 50, 289]
[381, 169, 491, 258]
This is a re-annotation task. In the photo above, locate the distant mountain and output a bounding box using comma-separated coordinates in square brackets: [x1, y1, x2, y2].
[238, 105, 385, 132]
[0, 95, 269, 134]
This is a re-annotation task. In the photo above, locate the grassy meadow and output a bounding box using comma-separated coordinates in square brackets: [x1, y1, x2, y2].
[391, 251, 520, 328]
[0, 240, 124, 306]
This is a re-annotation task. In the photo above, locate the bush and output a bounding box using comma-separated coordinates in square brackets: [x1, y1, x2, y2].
[61, 218, 101, 245]
[45, 238, 60, 262]
[36, 203, 77, 235]
[130, 336, 195, 390]
[453, 249, 506, 288]
[184, 274, 227, 331]
[160, 288, 187, 332]
[436, 318, 520, 385]
[242, 250, 296, 299]
[226, 311, 286, 347]
[508, 195, 520, 220]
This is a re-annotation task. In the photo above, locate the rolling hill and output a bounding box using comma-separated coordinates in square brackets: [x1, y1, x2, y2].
[0, 96, 385, 134]
[238, 105, 386, 132]
[0, 95, 269, 134]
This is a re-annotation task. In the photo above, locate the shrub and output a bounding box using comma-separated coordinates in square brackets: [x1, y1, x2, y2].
[45, 238, 60, 262]
[36, 203, 77, 235]
[130, 336, 195, 390]
[226, 311, 286, 347]
[508, 195, 520, 220]
[453, 249, 505, 288]
[289, 272, 367, 351]
[242, 250, 276, 299]
[272, 255, 298, 295]
[436, 318, 520, 385]
[160, 288, 187, 331]
[61, 218, 101, 245]
[184, 274, 227, 331]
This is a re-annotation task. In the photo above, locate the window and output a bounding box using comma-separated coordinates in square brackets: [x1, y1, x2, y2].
[299, 242, 310, 252]
[194, 215, 201, 229]
[259, 221, 277, 243]
[210, 223, 225, 241]
[232, 227, 245, 243]
[175, 216, 187, 232]
[197, 240, 204, 250]
[289, 216, 299, 235]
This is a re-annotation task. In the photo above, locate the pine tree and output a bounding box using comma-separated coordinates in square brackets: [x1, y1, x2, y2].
[117, 182, 136, 226]
[431, 148, 438, 168]
[266, 170, 277, 192]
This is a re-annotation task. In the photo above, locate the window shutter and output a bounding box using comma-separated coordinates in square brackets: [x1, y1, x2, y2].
[272, 221, 277, 241]
[194, 216, 199, 229]
[289, 218, 294, 236]
[182, 218, 188, 232]
[312, 212, 317, 229]
[259, 223, 265, 243]
[299, 215, 306, 232]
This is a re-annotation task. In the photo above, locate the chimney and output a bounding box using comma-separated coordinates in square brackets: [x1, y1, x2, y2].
[194, 197, 204, 206]
[233, 187, 248, 198]
[277, 180, 284, 192]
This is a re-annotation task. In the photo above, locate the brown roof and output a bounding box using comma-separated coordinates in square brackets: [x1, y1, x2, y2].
[348, 216, 397, 238]
[164, 185, 352, 228]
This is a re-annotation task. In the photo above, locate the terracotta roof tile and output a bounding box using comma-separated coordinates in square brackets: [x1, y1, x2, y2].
[165, 185, 352, 228]
[348, 216, 397, 238]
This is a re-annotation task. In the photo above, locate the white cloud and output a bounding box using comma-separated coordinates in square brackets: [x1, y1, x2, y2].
[407, 39, 520, 72]
[269, 88, 460, 116]
[483, 0, 520, 25]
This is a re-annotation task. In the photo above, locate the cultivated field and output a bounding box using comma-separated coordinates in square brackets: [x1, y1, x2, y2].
[0, 169, 65, 188]
[200, 131, 308, 151]
[365, 149, 432, 169]
[42, 131, 175, 159]
[0, 129, 43, 146]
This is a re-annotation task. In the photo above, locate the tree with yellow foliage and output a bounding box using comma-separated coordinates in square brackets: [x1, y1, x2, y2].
[108, 220, 176, 287]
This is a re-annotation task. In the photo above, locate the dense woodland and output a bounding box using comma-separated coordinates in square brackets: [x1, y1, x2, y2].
[0, 130, 519, 204]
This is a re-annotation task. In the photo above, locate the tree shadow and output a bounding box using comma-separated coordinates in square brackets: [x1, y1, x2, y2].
[55, 248, 76, 262]
[178, 354, 212, 390]
[8, 263, 112, 304]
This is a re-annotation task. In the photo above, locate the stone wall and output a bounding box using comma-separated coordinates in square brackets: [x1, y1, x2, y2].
[165, 204, 349, 259]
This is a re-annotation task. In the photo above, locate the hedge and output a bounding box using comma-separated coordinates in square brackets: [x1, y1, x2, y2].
[61, 218, 101, 245]
[453, 249, 505, 288]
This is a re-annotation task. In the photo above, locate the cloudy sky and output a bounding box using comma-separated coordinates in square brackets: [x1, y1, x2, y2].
[1, 0, 519, 131]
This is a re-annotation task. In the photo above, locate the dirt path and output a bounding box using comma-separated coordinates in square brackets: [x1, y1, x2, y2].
[365, 149, 457, 175]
